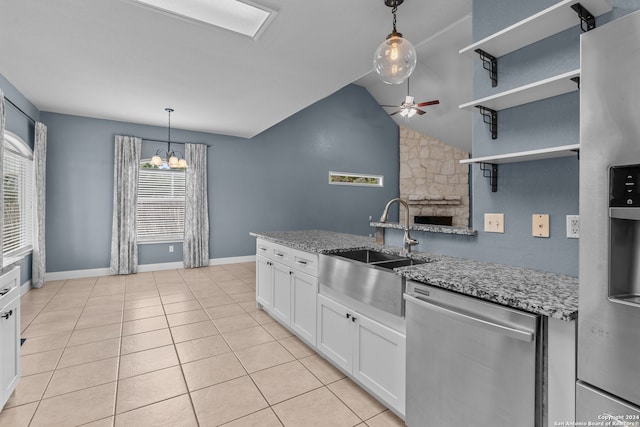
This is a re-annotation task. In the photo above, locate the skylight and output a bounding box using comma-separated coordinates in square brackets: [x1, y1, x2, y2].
[129, 0, 276, 39]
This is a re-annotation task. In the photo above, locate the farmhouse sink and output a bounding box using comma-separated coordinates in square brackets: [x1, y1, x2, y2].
[319, 249, 429, 317]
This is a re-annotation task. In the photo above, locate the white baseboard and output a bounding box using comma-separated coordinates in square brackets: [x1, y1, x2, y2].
[21, 280, 31, 296]
[209, 255, 256, 265]
[44, 255, 257, 281]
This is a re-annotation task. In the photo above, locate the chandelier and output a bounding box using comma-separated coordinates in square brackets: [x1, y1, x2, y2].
[150, 108, 188, 169]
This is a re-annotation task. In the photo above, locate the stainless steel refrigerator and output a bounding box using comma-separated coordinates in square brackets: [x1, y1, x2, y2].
[578, 9, 640, 423]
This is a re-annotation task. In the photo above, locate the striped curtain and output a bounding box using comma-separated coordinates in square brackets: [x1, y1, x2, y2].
[183, 143, 209, 268]
[110, 135, 141, 274]
[32, 122, 47, 288]
[0, 91, 5, 269]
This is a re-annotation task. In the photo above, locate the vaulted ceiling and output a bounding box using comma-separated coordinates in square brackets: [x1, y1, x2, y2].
[0, 0, 472, 151]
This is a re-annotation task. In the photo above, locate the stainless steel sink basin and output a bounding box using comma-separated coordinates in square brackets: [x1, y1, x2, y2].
[319, 249, 429, 317]
[331, 249, 407, 264]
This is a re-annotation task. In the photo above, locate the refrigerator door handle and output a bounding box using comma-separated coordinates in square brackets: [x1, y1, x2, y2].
[405, 293, 534, 342]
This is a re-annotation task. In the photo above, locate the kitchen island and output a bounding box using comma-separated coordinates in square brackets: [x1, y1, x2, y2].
[251, 229, 578, 424]
[250, 229, 578, 320]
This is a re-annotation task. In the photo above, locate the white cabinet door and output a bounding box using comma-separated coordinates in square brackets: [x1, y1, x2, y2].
[353, 313, 406, 415]
[1, 288, 20, 410]
[256, 255, 273, 308]
[317, 295, 352, 373]
[291, 270, 317, 347]
[271, 262, 292, 325]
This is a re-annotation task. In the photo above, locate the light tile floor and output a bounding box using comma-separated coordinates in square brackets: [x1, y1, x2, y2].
[0, 263, 406, 427]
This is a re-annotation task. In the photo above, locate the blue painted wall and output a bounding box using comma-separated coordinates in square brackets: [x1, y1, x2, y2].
[384, 0, 640, 277]
[0, 74, 39, 285]
[40, 84, 399, 272]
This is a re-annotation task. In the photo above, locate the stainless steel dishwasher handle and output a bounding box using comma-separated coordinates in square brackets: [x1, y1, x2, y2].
[405, 293, 534, 342]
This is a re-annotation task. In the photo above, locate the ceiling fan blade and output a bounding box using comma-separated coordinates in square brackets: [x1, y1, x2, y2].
[417, 100, 440, 107]
[389, 111, 401, 116]
[415, 109, 427, 115]
[380, 105, 400, 108]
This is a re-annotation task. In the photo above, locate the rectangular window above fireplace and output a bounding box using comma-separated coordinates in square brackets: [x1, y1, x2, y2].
[328, 171, 383, 187]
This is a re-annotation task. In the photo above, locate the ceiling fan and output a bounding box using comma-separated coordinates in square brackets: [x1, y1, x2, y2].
[381, 78, 439, 118]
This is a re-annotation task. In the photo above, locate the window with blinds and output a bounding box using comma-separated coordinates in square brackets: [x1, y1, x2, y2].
[136, 164, 185, 243]
[2, 131, 34, 258]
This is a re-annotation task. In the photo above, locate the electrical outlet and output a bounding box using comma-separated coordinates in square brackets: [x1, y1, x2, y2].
[484, 213, 504, 233]
[532, 214, 550, 238]
[169, 245, 174, 253]
[566, 215, 580, 239]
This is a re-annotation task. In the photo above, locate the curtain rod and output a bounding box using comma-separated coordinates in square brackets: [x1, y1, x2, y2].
[4, 96, 37, 124]
[141, 138, 211, 148]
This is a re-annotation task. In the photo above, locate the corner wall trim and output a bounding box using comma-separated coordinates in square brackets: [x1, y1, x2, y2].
[43, 255, 257, 281]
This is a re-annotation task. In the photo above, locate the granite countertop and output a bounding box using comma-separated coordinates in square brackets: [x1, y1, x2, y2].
[370, 221, 477, 236]
[251, 229, 579, 321]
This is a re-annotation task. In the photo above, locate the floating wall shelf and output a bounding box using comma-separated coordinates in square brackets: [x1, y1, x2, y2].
[459, 69, 581, 112]
[460, 144, 580, 165]
[461, 144, 580, 192]
[459, 69, 581, 139]
[459, 0, 612, 85]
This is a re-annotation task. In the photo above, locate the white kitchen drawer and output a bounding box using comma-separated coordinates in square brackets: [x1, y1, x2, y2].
[0, 268, 19, 303]
[256, 239, 292, 267]
[256, 239, 274, 258]
[271, 243, 292, 267]
[291, 248, 318, 277]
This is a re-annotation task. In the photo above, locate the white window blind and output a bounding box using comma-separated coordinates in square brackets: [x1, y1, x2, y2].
[3, 132, 34, 258]
[136, 165, 185, 243]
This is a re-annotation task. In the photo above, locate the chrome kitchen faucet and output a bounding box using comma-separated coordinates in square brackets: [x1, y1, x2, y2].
[379, 198, 418, 254]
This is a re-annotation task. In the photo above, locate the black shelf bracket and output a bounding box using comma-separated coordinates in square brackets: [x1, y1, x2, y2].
[571, 148, 580, 161]
[571, 76, 580, 89]
[475, 49, 498, 87]
[571, 3, 596, 32]
[476, 106, 498, 140]
[480, 163, 498, 192]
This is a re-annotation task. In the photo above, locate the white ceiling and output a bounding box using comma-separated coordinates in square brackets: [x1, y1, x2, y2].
[0, 0, 473, 151]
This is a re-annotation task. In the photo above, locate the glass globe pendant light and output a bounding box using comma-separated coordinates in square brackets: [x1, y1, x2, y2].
[373, 0, 417, 85]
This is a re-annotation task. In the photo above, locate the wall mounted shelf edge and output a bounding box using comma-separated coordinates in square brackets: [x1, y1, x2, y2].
[459, 69, 581, 112]
[459, 0, 612, 59]
[461, 144, 580, 192]
[460, 144, 580, 165]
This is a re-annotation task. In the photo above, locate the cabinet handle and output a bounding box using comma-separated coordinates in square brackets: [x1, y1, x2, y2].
[351, 316, 357, 322]
[346, 313, 351, 319]
[296, 260, 308, 265]
[0, 288, 9, 296]
[1, 309, 12, 320]
[289, 271, 293, 275]
[275, 252, 284, 257]
[259, 247, 267, 251]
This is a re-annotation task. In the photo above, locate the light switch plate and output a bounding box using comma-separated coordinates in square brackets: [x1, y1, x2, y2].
[532, 214, 550, 238]
[484, 213, 504, 233]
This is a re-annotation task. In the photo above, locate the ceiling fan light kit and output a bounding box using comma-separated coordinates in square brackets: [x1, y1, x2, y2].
[373, 0, 417, 84]
[382, 78, 440, 118]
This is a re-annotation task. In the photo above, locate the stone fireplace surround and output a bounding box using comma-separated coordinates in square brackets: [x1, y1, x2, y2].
[399, 126, 470, 227]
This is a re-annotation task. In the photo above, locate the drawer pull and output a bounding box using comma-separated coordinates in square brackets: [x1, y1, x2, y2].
[1, 310, 13, 320]
[259, 247, 267, 251]
[0, 288, 10, 296]
[275, 252, 284, 257]
[296, 260, 308, 265]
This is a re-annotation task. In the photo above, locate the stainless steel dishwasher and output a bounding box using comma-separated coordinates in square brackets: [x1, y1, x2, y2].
[404, 281, 543, 426]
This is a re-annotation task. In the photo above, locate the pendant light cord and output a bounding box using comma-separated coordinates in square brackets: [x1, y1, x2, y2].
[165, 107, 174, 153]
[392, 1, 397, 33]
